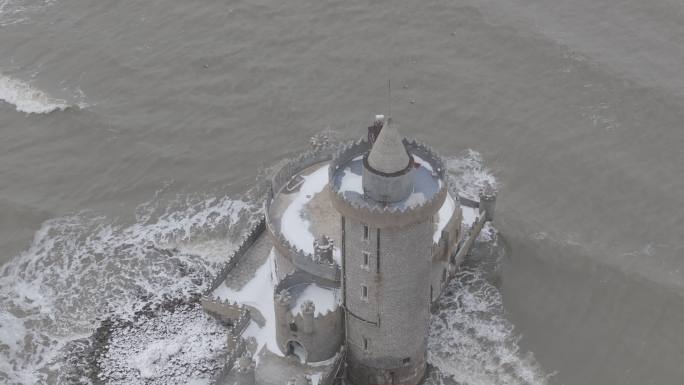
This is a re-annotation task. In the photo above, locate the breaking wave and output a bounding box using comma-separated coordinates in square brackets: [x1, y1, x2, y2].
[0, 74, 86, 114]
[0, 188, 261, 384]
[446, 149, 498, 201]
[425, 149, 550, 385]
[0, 146, 540, 384]
[428, 268, 552, 385]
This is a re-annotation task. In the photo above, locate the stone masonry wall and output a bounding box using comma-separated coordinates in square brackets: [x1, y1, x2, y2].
[344, 216, 432, 385]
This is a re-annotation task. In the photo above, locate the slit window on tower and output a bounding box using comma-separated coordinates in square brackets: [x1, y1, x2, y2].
[363, 225, 369, 240]
[361, 285, 368, 300]
[363, 337, 369, 351]
[362, 251, 370, 268]
[376, 229, 381, 273]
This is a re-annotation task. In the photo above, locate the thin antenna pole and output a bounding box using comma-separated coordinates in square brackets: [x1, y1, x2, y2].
[388, 79, 391, 118]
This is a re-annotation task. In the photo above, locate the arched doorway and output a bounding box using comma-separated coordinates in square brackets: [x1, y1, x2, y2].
[286, 340, 307, 363]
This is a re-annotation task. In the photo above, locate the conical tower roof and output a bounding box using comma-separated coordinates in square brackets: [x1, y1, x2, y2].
[367, 119, 411, 174]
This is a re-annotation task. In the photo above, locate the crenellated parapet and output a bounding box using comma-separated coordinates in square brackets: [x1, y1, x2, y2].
[213, 334, 251, 384]
[329, 139, 448, 228]
[267, 227, 341, 284]
[264, 144, 342, 284]
[201, 296, 251, 332]
[210, 216, 266, 293]
[404, 138, 447, 179]
[267, 143, 339, 203]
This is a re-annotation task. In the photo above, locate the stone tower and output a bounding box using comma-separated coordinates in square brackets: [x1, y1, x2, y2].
[329, 118, 448, 385]
[362, 119, 414, 203]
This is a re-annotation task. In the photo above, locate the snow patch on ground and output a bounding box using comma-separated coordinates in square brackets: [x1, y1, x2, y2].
[290, 283, 341, 317]
[281, 165, 329, 254]
[99, 304, 227, 385]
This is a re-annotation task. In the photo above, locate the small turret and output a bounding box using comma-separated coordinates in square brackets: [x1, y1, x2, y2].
[300, 300, 315, 334]
[313, 235, 334, 264]
[275, 290, 292, 324]
[479, 182, 496, 222]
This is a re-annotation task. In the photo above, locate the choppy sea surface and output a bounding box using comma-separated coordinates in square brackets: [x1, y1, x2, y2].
[2, 0, 684, 384]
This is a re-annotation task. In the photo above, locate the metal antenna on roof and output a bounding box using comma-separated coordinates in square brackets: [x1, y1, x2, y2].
[388, 79, 392, 119]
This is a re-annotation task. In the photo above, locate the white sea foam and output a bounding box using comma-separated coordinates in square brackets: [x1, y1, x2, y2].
[0, 74, 84, 114]
[425, 148, 548, 385]
[446, 149, 498, 201]
[428, 268, 552, 385]
[0, 146, 514, 384]
[0, 190, 260, 384]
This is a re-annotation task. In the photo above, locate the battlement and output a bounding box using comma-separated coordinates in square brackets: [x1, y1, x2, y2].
[268, 143, 339, 202]
[328, 139, 448, 228]
[200, 296, 251, 332]
[266, 224, 341, 283]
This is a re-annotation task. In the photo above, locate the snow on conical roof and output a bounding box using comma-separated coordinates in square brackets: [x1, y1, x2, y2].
[367, 119, 411, 174]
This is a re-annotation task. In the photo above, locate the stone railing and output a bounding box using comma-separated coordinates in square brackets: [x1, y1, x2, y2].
[207, 216, 266, 293]
[264, 143, 342, 283]
[328, 139, 448, 228]
[200, 296, 251, 331]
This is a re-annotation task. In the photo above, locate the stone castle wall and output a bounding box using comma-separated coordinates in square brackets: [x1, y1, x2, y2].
[209, 217, 266, 293]
[343, 216, 432, 385]
[273, 271, 344, 362]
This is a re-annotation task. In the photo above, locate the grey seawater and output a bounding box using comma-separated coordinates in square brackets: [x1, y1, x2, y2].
[1, 0, 684, 384]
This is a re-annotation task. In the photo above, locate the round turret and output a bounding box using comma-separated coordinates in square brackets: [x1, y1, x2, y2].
[479, 182, 496, 222]
[313, 235, 334, 264]
[300, 300, 315, 334]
